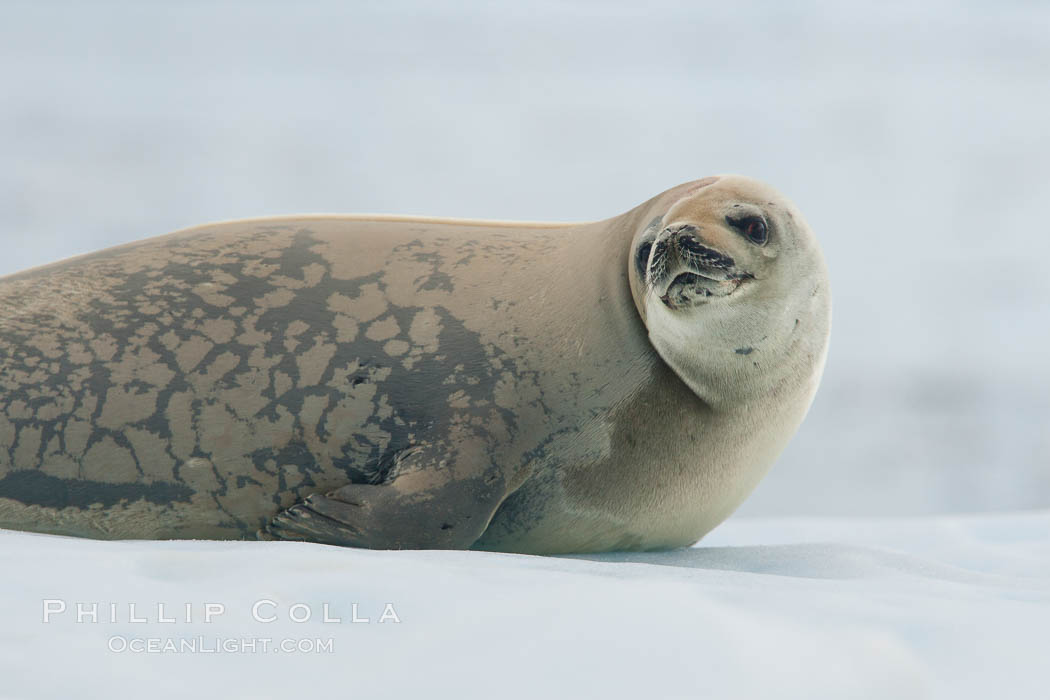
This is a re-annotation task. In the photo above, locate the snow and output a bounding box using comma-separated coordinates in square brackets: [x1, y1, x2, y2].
[2, 512, 1047, 699]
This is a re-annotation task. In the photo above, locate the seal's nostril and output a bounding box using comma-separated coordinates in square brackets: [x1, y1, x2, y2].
[662, 224, 704, 252]
[677, 235, 705, 253]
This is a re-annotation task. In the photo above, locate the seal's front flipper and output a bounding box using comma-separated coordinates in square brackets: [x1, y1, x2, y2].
[265, 441, 508, 549]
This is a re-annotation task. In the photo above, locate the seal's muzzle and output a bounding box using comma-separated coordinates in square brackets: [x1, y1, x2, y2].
[644, 224, 750, 309]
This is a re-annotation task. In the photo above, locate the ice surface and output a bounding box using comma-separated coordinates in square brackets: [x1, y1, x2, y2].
[2, 512, 1047, 699]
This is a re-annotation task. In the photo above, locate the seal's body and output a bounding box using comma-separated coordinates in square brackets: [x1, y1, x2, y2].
[0, 176, 830, 554]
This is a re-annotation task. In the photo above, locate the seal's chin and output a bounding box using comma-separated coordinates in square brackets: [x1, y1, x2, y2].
[656, 269, 750, 310]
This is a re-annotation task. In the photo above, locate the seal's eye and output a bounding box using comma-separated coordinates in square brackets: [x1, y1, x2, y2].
[728, 215, 768, 246]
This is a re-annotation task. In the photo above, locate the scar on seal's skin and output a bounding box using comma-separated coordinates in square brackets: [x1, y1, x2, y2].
[734, 347, 754, 355]
[684, 176, 721, 195]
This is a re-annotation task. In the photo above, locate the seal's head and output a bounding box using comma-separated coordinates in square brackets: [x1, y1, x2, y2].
[628, 175, 831, 406]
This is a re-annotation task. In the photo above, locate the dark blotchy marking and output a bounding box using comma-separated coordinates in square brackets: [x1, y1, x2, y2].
[734, 347, 754, 355]
[634, 216, 664, 280]
[0, 224, 542, 539]
[634, 241, 653, 279]
[0, 470, 194, 510]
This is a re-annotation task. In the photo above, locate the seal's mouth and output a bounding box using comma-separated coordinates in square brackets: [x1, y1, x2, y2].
[657, 267, 751, 309]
